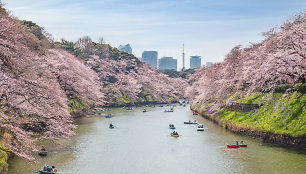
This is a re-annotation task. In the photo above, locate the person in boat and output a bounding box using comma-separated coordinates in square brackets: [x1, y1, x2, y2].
[241, 141, 244, 145]
[109, 123, 113, 128]
[236, 141, 239, 146]
[41, 146, 46, 151]
[194, 120, 197, 123]
[43, 164, 47, 171]
[189, 120, 191, 123]
[52, 166, 57, 172]
[47, 166, 52, 172]
[172, 124, 174, 127]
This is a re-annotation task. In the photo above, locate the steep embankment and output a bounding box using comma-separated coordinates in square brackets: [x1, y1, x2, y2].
[187, 13, 306, 148]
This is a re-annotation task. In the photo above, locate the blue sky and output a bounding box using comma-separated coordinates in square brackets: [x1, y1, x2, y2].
[2, 0, 305, 69]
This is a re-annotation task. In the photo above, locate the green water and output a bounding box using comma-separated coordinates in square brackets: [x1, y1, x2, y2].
[8, 105, 306, 174]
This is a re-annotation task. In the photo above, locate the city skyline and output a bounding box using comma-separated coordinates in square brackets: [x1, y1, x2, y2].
[3, 0, 305, 70]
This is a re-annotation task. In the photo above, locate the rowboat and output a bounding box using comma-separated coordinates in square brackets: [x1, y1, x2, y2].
[109, 126, 114, 129]
[38, 151, 48, 156]
[143, 110, 147, 112]
[227, 144, 240, 148]
[184, 121, 198, 124]
[165, 110, 173, 112]
[105, 115, 112, 118]
[240, 144, 248, 147]
[171, 134, 179, 138]
[197, 124, 204, 131]
[193, 112, 198, 115]
[39, 170, 56, 174]
[169, 127, 176, 129]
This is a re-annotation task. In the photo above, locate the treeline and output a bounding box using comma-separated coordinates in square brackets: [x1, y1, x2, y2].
[0, 4, 187, 160]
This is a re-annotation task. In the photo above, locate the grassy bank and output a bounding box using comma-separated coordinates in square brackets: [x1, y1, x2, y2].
[192, 85, 306, 146]
[217, 91, 305, 137]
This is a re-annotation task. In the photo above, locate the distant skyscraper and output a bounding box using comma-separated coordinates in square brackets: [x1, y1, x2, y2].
[118, 44, 132, 54]
[182, 43, 185, 71]
[206, 62, 213, 67]
[159, 57, 177, 71]
[142, 51, 158, 69]
[190, 56, 201, 69]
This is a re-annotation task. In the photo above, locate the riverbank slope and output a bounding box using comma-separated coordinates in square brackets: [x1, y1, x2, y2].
[191, 85, 306, 148]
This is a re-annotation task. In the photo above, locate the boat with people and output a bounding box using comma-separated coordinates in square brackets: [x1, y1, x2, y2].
[38, 146, 48, 156]
[171, 131, 179, 137]
[193, 112, 198, 115]
[227, 141, 247, 148]
[197, 124, 204, 131]
[109, 123, 114, 129]
[38, 165, 57, 174]
[239, 141, 247, 147]
[184, 120, 198, 124]
[125, 107, 133, 110]
[38, 151, 48, 156]
[169, 124, 176, 129]
[105, 114, 112, 118]
[143, 109, 147, 112]
[227, 144, 240, 148]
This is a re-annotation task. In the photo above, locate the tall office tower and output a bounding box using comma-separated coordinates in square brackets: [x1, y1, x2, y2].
[190, 56, 201, 69]
[118, 44, 132, 54]
[182, 43, 185, 71]
[142, 51, 158, 69]
[158, 57, 177, 71]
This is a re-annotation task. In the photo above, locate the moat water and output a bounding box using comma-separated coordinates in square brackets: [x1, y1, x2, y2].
[8, 105, 306, 174]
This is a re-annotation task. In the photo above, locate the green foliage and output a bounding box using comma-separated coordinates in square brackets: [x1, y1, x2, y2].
[68, 97, 87, 115]
[119, 95, 132, 103]
[20, 20, 45, 40]
[236, 92, 265, 104]
[0, 144, 8, 167]
[217, 91, 306, 137]
[54, 39, 82, 57]
[160, 69, 189, 79]
[169, 97, 178, 102]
